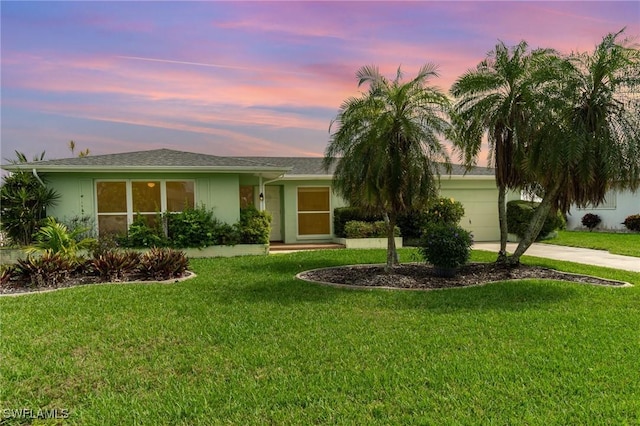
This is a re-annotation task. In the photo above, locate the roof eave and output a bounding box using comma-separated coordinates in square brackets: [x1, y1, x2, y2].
[2, 165, 292, 174]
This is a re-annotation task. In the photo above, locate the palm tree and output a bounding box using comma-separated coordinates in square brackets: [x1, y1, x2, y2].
[510, 29, 640, 263]
[450, 41, 554, 263]
[324, 64, 451, 270]
[1, 151, 59, 246]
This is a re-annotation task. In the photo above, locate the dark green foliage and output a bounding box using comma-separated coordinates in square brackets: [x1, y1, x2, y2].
[419, 223, 473, 270]
[0, 170, 60, 246]
[122, 206, 269, 248]
[344, 220, 400, 238]
[234, 206, 271, 245]
[91, 250, 140, 282]
[507, 200, 566, 240]
[396, 210, 428, 240]
[166, 206, 220, 248]
[212, 222, 240, 246]
[581, 213, 602, 231]
[623, 214, 640, 232]
[137, 247, 189, 281]
[120, 215, 168, 248]
[333, 207, 382, 238]
[14, 252, 73, 287]
[397, 198, 466, 241]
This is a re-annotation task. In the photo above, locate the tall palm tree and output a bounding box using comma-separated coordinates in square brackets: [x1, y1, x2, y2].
[450, 41, 553, 263]
[510, 29, 640, 263]
[324, 64, 451, 270]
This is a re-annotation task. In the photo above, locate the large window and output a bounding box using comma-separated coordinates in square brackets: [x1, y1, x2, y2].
[297, 187, 331, 236]
[96, 180, 194, 235]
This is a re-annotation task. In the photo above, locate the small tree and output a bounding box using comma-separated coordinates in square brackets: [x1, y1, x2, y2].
[0, 152, 59, 246]
[324, 64, 451, 270]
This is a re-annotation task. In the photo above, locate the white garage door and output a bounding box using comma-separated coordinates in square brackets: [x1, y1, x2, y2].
[441, 189, 500, 242]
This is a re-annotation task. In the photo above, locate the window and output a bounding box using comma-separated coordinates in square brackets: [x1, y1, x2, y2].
[96, 180, 194, 235]
[239, 185, 254, 208]
[586, 190, 617, 210]
[297, 187, 331, 235]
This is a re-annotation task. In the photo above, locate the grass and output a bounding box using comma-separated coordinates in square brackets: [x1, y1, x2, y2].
[542, 229, 640, 257]
[1, 249, 639, 425]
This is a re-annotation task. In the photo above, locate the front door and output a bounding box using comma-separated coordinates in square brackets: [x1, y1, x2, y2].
[265, 186, 282, 241]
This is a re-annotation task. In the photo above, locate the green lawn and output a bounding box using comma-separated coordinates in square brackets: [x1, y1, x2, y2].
[2, 249, 639, 425]
[543, 229, 640, 257]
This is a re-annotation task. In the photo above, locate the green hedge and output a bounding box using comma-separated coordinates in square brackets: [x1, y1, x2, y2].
[344, 221, 400, 238]
[120, 206, 271, 248]
[333, 208, 382, 238]
[507, 200, 565, 240]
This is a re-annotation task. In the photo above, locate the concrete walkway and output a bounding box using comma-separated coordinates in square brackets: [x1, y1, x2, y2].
[473, 242, 640, 272]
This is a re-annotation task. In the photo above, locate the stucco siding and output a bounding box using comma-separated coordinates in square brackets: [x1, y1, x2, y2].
[567, 189, 640, 230]
[44, 172, 242, 233]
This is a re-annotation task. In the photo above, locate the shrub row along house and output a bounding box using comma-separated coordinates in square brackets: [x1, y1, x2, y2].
[1, 148, 517, 245]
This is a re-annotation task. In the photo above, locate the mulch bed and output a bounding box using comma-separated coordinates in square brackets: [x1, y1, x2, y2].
[0, 272, 193, 296]
[298, 263, 630, 290]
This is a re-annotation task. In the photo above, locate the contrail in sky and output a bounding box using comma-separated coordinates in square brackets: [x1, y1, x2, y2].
[117, 55, 312, 76]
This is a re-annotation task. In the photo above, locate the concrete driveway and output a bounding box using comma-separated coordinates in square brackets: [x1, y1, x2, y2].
[473, 242, 640, 272]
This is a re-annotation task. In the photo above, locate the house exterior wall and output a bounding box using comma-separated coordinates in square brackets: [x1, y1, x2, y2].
[275, 179, 347, 244]
[40, 171, 512, 244]
[440, 177, 518, 242]
[43, 172, 242, 233]
[567, 189, 639, 230]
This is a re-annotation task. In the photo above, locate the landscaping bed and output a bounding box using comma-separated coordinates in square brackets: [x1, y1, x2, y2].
[299, 262, 630, 290]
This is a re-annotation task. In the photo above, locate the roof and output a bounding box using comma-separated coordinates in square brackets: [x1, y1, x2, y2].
[2, 149, 291, 175]
[241, 157, 495, 177]
[2, 148, 495, 177]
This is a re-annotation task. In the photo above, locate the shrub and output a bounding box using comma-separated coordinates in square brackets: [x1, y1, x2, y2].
[344, 221, 374, 238]
[425, 197, 465, 225]
[333, 207, 381, 238]
[137, 248, 189, 281]
[507, 200, 566, 240]
[166, 206, 219, 248]
[344, 221, 399, 238]
[623, 214, 640, 232]
[120, 214, 168, 248]
[581, 213, 602, 231]
[235, 206, 271, 244]
[91, 249, 140, 282]
[419, 222, 473, 272]
[24, 217, 95, 259]
[0, 169, 60, 246]
[15, 252, 73, 287]
[397, 210, 429, 240]
[396, 198, 465, 241]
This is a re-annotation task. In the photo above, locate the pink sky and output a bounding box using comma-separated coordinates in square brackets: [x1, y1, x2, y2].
[1, 1, 638, 165]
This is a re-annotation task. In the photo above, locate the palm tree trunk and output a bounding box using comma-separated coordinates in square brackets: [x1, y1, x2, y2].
[508, 184, 561, 265]
[383, 212, 399, 271]
[497, 185, 509, 264]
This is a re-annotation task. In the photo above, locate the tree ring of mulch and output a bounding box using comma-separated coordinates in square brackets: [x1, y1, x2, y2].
[0, 271, 197, 297]
[296, 263, 632, 291]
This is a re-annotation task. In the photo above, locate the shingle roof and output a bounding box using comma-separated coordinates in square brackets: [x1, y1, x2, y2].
[2, 148, 495, 177]
[241, 157, 495, 176]
[3, 149, 290, 173]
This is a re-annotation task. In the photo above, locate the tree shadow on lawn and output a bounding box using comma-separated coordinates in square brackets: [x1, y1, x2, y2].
[224, 273, 582, 312]
[377, 280, 583, 313]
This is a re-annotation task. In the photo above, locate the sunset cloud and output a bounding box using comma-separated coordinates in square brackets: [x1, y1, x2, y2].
[1, 1, 638, 163]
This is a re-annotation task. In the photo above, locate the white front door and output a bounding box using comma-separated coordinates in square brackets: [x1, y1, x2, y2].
[265, 186, 282, 241]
